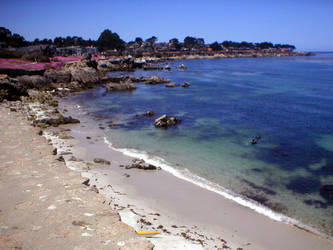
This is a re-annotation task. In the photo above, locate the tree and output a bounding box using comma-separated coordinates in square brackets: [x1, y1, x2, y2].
[184, 36, 197, 48]
[169, 38, 181, 50]
[97, 29, 125, 51]
[135, 37, 143, 46]
[145, 36, 157, 45]
[210, 42, 221, 51]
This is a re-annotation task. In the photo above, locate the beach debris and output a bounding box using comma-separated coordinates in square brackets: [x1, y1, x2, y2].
[178, 64, 187, 70]
[181, 82, 190, 88]
[82, 178, 90, 186]
[93, 158, 111, 165]
[125, 159, 159, 170]
[155, 114, 181, 128]
[136, 231, 160, 235]
[56, 155, 64, 162]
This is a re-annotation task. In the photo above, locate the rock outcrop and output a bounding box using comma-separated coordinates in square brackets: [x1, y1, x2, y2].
[125, 159, 159, 170]
[106, 81, 137, 91]
[34, 114, 80, 127]
[154, 114, 181, 128]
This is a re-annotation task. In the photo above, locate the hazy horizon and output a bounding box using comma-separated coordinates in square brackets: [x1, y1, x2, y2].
[1, 0, 332, 51]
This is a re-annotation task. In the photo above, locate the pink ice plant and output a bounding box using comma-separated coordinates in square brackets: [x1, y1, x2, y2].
[0, 56, 82, 71]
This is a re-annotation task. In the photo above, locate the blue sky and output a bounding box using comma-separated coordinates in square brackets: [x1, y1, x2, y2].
[0, 0, 332, 51]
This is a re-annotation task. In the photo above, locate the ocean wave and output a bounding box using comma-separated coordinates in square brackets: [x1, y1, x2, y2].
[102, 137, 325, 238]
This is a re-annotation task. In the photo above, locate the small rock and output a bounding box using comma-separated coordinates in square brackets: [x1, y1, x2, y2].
[181, 82, 190, 88]
[93, 158, 111, 165]
[165, 83, 177, 88]
[143, 110, 155, 117]
[56, 155, 64, 162]
[52, 148, 57, 155]
[37, 130, 43, 136]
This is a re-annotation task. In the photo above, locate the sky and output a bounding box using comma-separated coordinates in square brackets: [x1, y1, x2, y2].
[0, 0, 332, 51]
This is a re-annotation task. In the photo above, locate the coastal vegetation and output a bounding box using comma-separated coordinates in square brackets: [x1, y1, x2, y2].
[1, 26, 298, 58]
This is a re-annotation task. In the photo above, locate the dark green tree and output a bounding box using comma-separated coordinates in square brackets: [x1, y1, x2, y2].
[97, 29, 125, 51]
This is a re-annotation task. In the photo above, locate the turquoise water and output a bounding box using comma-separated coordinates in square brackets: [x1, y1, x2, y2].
[65, 53, 333, 235]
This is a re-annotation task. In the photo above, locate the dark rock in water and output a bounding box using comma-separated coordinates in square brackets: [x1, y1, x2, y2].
[105, 81, 136, 91]
[242, 179, 276, 195]
[181, 82, 190, 88]
[56, 156, 64, 162]
[143, 64, 163, 71]
[241, 190, 287, 213]
[320, 185, 333, 201]
[178, 64, 187, 70]
[142, 75, 170, 85]
[286, 177, 321, 194]
[165, 83, 177, 88]
[143, 110, 155, 117]
[250, 139, 257, 144]
[155, 114, 181, 129]
[251, 168, 262, 172]
[303, 199, 327, 209]
[52, 148, 57, 155]
[93, 158, 111, 165]
[125, 159, 158, 170]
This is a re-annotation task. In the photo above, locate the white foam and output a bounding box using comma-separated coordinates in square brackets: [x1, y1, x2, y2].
[103, 137, 325, 236]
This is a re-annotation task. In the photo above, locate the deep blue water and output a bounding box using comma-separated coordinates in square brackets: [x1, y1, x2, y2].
[65, 52, 333, 235]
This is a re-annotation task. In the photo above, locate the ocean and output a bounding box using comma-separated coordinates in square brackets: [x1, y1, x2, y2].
[63, 52, 333, 236]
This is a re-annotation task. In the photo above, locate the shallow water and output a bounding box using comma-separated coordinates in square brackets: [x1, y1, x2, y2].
[64, 52, 333, 235]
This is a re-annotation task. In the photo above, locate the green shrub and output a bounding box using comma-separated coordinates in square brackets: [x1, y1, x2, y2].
[0, 50, 23, 58]
[22, 52, 50, 62]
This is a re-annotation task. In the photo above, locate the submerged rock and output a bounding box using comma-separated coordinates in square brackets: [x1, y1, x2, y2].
[125, 159, 159, 170]
[165, 83, 177, 88]
[143, 110, 155, 117]
[181, 82, 190, 88]
[154, 114, 181, 128]
[178, 64, 187, 70]
[320, 185, 333, 201]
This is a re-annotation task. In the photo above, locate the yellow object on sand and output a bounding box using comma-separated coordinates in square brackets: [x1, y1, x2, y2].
[136, 231, 160, 235]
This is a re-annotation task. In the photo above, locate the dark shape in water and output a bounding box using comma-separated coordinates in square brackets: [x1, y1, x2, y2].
[242, 179, 276, 195]
[241, 190, 287, 213]
[286, 177, 321, 194]
[303, 199, 328, 209]
[320, 185, 333, 202]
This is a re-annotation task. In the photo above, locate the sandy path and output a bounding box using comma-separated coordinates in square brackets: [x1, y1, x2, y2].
[0, 106, 153, 250]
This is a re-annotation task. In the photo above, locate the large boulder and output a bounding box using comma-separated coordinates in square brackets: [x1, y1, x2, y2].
[154, 114, 181, 128]
[143, 75, 170, 85]
[70, 68, 99, 84]
[17, 75, 48, 90]
[106, 81, 137, 91]
[0, 77, 28, 101]
[44, 70, 72, 83]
